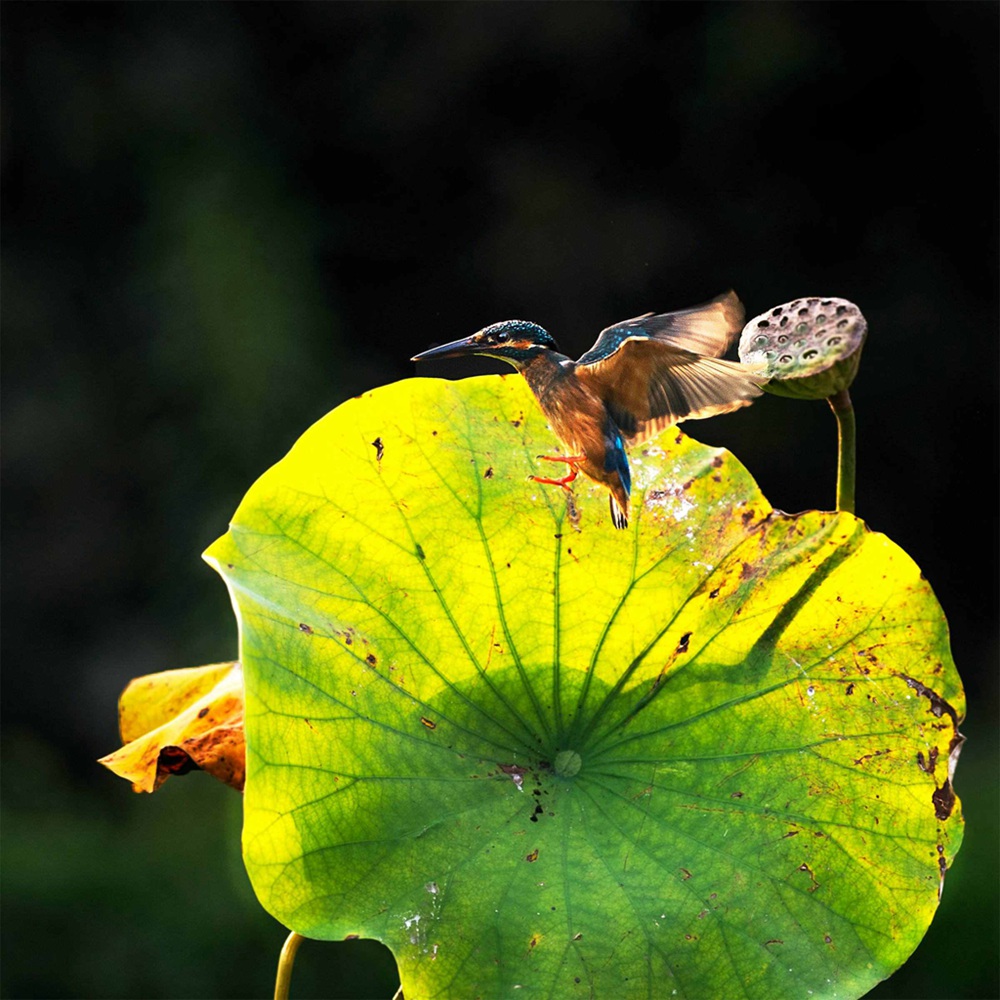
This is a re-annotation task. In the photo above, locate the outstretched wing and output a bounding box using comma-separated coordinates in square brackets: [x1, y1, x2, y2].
[575, 291, 766, 444]
[578, 290, 745, 364]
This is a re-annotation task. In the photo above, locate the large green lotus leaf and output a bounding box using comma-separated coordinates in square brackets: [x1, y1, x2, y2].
[204, 375, 964, 1000]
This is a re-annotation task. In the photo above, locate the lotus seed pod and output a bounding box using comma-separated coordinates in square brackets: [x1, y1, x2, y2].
[738, 297, 867, 399]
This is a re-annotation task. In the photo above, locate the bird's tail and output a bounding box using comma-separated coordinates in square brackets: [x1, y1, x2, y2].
[609, 493, 629, 530]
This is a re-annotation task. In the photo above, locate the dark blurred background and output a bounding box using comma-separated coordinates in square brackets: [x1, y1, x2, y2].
[2, 3, 996, 998]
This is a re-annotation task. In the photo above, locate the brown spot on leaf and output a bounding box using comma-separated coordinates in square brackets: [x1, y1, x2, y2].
[159, 745, 195, 776]
[371, 437, 384, 462]
[845, 683, 855, 695]
[676, 632, 691, 654]
[709, 587, 720, 599]
[526, 848, 539, 862]
[155, 727, 246, 792]
[932, 779, 956, 820]
[366, 653, 378, 666]
[798, 863, 820, 892]
[712, 455, 724, 468]
[420, 717, 437, 730]
[500, 762, 528, 790]
[484, 466, 494, 478]
[896, 673, 959, 725]
[298, 623, 313, 634]
[917, 746, 939, 775]
[197, 707, 209, 719]
[679, 867, 692, 880]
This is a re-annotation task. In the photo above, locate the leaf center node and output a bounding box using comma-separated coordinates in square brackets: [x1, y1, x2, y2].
[553, 749, 582, 778]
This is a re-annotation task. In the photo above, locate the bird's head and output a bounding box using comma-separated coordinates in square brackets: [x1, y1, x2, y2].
[411, 320, 559, 370]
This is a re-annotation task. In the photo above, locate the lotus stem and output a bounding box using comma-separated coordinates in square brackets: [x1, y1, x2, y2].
[274, 931, 304, 1000]
[828, 388, 856, 514]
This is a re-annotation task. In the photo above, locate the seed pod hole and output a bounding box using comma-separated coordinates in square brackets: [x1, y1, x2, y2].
[779, 354, 793, 364]
[803, 349, 819, 360]
[827, 336, 842, 346]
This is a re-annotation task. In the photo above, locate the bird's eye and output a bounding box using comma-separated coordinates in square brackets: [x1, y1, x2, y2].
[494, 331, 509, 343]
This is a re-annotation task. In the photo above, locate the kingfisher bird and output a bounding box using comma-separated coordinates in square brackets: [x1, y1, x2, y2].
[411, 291, 766, 529]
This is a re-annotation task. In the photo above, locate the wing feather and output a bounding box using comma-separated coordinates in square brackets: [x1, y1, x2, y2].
[578, 342, 767, 445]
[578, 290, 744, 365]
[574, 290, 765, 443]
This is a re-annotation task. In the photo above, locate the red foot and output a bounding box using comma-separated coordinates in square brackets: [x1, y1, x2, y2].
[530, 455, 585, 491]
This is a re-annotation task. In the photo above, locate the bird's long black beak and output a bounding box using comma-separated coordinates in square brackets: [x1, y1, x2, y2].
[411, 335, 480, 363]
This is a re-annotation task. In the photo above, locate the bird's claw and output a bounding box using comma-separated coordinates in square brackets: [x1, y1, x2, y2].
[529, 471, 579, 491]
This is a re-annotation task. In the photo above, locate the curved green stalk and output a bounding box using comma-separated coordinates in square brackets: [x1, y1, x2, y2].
[828, 388, 856, 514]
[273, 931, 304, 1000]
